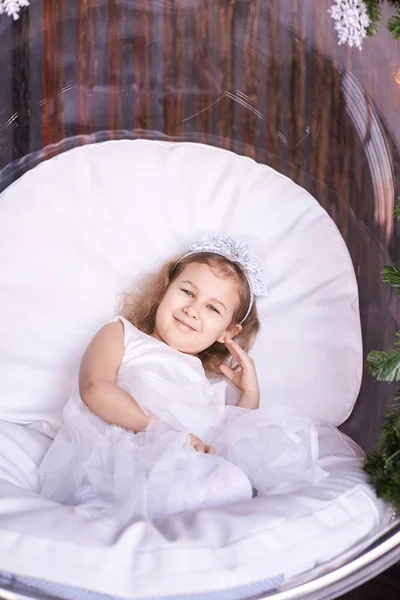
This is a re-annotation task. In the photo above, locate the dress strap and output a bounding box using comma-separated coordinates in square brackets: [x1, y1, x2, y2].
[110, 315, 139, 347]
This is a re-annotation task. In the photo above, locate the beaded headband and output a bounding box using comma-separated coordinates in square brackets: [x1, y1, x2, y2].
[176, 236, 267, 323]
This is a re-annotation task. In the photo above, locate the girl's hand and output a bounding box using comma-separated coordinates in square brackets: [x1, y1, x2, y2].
[220, 337, 260, 409]
[190, 434, 215, 455]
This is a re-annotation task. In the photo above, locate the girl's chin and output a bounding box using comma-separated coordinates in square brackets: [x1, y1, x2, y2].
[167, 334, 206, 356]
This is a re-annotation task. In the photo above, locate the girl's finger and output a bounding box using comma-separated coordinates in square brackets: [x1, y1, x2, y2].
[219, 364, 236, 381]
[205, 445, 215, 455]
[224, 338, 242, 358]
[226, 338, 250, 364]
[225, 345, 244, 367]
[194, 442, 205, 453]
[228, 338, 248, 357]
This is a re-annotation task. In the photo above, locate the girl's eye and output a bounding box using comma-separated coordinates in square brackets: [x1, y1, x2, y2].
[208, 305, 220, 314]
[181, 289, 219, 314]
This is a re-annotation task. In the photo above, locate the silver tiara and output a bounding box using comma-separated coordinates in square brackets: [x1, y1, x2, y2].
[178, 236, 267, 323]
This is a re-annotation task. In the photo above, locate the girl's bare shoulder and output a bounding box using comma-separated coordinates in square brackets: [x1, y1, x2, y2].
[79, 321, 125, 387]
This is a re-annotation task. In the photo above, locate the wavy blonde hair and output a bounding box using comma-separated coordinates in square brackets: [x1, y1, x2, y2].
[120, 253, 260, 377]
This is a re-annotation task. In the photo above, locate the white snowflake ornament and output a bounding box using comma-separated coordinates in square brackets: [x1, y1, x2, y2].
[0, 0, 30, 20]
[328, 0, 370, 50]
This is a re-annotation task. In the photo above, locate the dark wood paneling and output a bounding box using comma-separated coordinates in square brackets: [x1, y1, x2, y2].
[12, 7, 30, 161]
[77, 0, 98, 136]
[42, 0, 65, 153]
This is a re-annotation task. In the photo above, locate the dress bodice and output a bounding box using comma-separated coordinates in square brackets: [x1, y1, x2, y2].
[113, 316, 227, 438]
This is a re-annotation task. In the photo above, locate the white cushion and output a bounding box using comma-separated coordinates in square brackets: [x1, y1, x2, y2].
[0, 140, 362, 433]
[0, 140, 386, 598]
[0, 421, 389, 597]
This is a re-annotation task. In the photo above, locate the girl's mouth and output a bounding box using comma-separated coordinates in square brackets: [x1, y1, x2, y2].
[173, 317, 197, 332]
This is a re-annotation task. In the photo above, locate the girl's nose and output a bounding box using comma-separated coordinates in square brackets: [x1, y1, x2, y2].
[183, 303, 199, 319]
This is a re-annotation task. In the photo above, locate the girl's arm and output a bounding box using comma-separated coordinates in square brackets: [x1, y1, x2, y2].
[79, 321, 150, 433]
[236, 393, 259, 410]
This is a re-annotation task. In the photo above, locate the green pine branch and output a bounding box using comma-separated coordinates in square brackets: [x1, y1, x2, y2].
[394, 197, 400, 222]
[388, 9, 400, 39]
[364, 198, 400, 512]
[366, 347, 400, 381]
[364, 397, 400, 512]
[364, 0, 384, 36]
[363, 1, 400, 40]
[381, 263, 400, 295]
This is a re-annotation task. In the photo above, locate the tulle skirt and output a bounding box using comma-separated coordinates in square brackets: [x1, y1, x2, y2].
[38, 395, 327, 523]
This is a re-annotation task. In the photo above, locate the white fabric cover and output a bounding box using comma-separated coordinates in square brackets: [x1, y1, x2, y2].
[0, 140, 362, 434]
[0, 140, 382, 598]
[0, 419, 389, 597]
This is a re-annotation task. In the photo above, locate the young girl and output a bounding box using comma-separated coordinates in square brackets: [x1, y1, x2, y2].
[38, 236, 325, 523]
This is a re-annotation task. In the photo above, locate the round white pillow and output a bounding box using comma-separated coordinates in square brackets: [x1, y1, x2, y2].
[0, 140, 362, 434]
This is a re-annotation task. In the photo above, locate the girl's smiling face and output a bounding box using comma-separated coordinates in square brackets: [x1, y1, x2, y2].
[151, 261, 242, 354]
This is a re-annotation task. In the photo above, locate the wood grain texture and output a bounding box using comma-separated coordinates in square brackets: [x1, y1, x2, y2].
[216, 1, 235, 151]
[77, 0, 97, 136]
[42, 0, 65, 152]
[163, 0, 184, 137]
[133, 0, 152, 132]
[107, 0, 123, 135]
[265, 2, 282, 173]
[242, 0, 260, 160]
[12, 7, 30, 161]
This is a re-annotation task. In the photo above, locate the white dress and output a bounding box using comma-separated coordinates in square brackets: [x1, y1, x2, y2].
[38, 317, 327, 523]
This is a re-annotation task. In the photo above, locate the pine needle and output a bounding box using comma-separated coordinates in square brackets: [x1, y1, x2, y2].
[365, 195, 400, 512]
[364, 0, 400, 40]
[394, 197, 400, 222]
[366, 349, 400, 382]
[382, 263, 400, 295]
[364, 399, 400, 512]
[364, 0, 384, 36]
[388, 10, 400, 40]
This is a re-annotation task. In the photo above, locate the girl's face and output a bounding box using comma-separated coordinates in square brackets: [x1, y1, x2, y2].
[152, 261, 242, 354]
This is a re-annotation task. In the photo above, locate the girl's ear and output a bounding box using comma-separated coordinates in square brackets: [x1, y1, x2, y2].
[217, 323, 242, 344]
